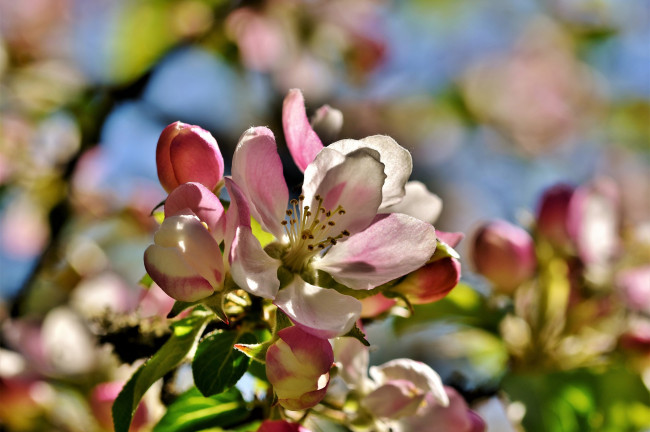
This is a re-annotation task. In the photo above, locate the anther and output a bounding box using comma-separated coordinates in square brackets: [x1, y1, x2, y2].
[326, 211, 331, 217]
[286, 209, 293, 216]
[307, 245, 315, 251]
[299, 195, 305, 201]
[328, 221, 336, 226]
[281, 220, 288, 225]
[338, 209, 346, 215]
[330, 238, 337, 245]
[342, 230, 350, 236]
[315, 194, 322, 201]
[290, 199, 298, 205]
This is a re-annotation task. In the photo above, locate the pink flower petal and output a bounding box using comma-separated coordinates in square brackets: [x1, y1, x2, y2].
[229, 226, 281, 299]
[164, 182, 226, 239]
[399, 387, 483, 432]
[380, 181, 442, 224]
[302, 148, 385, 236]
[329, 135, 412, 208]
[274, 277, 362, 339]
[363, 380, 425, 419]
[223, 177, 252, 258]
[232, 127, 289, 239]
[315, 213, 437, 290]
[283, 89, 324, 172]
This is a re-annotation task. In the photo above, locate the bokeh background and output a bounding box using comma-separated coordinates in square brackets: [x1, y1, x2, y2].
[1, 0, 649, 431]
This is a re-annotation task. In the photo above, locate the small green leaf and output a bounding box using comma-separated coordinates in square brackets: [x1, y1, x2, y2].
[192, 330, 257, 397]
[112, 311, 211, 432]
[153, 387, 249, 432]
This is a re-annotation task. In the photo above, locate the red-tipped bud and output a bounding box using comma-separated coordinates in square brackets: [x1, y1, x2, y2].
[90, 382, 148, 432]
[156, 122, 224, 193]
[360, 293, 397, 318]
[536, 183, 575, 249]
[258, 420, 313, 432]
[471, 221, 536, 293]
[266, 326, 334, 411]
[392, 257, 461, 305]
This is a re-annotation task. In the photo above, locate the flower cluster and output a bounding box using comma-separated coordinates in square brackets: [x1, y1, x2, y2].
[139, 89, 474, 430]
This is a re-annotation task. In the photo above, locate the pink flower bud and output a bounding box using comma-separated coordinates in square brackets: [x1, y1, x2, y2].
[391, 257, 461, 305]
[266, 326, 334, 411]
[90, 382, 148, 432]
[156, 122, 224, 193]
[471, 221, 536, 293]
[536, 183, 574, 249]
[258, 420, 312, 432]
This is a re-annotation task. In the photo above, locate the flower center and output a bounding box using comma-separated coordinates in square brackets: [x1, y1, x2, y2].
[281, 194, 350, 273]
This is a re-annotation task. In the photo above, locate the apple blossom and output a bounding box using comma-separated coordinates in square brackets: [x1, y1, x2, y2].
[155, 122, 224, 193]
[228, 126, 437, 338]
[471, 220, 536, 293]
[266, 326, 334, 410]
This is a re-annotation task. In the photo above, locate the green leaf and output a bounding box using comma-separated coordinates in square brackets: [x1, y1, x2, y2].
[153, 387, 249, 432]
[192, 330, 257, 397]
[112, 311, 211, 432]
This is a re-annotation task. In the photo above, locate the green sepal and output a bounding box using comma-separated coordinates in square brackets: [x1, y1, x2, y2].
[430, 240, 460, 262]
[167, 300, 199, 319]
[150, 198, 166, 216]
[344, 324, 370, 347]
[233, 340, 271, 364]
[202, 291, 229, 324]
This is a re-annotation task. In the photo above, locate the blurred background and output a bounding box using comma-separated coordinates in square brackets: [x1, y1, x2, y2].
[0, 0, 648, 431]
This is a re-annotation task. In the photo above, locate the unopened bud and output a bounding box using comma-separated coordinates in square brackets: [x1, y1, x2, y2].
[536, 183, 574, 249]
[392, 257, 461, 305]
[156, 122, 224, 193]
[266, 326, 333, 411]
[471, 221, 536, 293]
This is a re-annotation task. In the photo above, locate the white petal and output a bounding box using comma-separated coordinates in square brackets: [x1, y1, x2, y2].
[274, 277, 362, 339]
[329, 135, 412, 208]
[302, 147, 385, 235]
[379, 181, 442, 224]
[315, 213, 437, 290]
